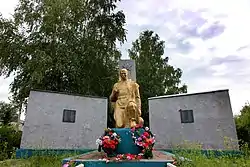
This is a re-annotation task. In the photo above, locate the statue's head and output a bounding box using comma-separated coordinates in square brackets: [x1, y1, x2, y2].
[119, 68, 128, 81]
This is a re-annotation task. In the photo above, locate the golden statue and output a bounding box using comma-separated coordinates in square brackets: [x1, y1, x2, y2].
[110, 69, 144, 128]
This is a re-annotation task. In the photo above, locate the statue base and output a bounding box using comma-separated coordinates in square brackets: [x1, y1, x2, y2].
[62, 150, 176, 167]
[112, 128, 141, 155]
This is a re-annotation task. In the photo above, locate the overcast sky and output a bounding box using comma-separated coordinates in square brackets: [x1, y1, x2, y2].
[0, 0, 250, 115]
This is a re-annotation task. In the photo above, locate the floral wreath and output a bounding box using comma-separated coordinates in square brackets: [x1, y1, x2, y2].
[96, 128, 121, 156]
[130, 124, 156, 159]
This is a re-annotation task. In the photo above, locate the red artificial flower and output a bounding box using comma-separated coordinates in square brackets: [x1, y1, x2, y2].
[145, 138, 154, 145]
[111, 144, 115, 149]
[137, 155, 143, 159]
[135, 124, 142, 129]
[143, 143, 149, 148]
[143, 132, 149, 138]
[103, 136, 110, 140]
[126, 154, 133, 160]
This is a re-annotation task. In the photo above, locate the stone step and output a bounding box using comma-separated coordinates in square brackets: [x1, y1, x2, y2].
[62, 150, 175, 167]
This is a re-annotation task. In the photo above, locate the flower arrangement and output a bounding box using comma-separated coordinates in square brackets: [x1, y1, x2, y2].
[62, 161, 85, 167]
[100, 153, 143, 163]
[96, 128, 121, 157]
[116, 153, 143, 161]
[62, 160, 74, 167]
[130, 124, 156, 159]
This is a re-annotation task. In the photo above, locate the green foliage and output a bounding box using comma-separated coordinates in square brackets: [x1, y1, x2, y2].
[128, 30, 187, 126]
[0, 0, 126, 105]
[236, 102, 250, 129]
[0, 126, 22, 160]
[0, 101, 18, 126]
[235, 102, 250, 149]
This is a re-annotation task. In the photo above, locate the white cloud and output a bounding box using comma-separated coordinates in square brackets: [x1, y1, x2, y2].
[0, 0, 18, 18]
[210, 64, 227, 76]
[0, 76, 12, 102]
[0, 0, 249, 116]
[0, 0, 18, 103]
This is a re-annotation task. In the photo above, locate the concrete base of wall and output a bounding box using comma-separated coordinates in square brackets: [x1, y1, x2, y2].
[15, 148, 243, 159]
[15, 148, 94, 159]
[164, 149, 243, 158]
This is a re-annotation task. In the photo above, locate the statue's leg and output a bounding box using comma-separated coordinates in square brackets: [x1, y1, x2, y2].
[125, 102, 138, 127]
[114, 108, 124, 128]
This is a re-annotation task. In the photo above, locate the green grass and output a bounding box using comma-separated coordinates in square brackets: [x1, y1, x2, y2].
[1, 148, 250, 167]
[173, 151, 250, 167]
[176, 156, 250, 167]
[0, 155, 64, 167]
[0, 153, 250, 167]
[0, 152, 79, 167]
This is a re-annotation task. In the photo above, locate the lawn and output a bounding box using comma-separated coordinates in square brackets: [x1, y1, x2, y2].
[0, 151, 250, 167]
[0, 155, 64, 167]
[174, 152, 250, 167]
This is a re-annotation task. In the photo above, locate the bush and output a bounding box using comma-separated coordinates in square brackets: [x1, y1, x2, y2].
[0, 126, 22, 160]
[234, 103, 250, 153]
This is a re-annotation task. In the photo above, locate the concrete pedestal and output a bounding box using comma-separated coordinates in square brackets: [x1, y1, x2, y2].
[113, 128, 141, 155]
